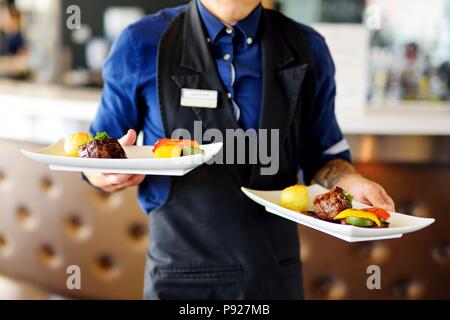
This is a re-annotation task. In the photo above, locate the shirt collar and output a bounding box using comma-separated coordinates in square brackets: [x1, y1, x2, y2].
[196, 0, 262, 43]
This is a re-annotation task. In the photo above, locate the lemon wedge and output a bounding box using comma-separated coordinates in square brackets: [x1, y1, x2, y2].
[280, 185, 309, 212]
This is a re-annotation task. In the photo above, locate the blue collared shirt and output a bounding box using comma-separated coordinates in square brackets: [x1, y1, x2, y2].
[196, 0, 262, 129]
[89, 3, 350, 213]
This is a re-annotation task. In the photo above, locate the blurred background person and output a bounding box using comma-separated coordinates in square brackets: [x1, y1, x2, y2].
[0, 4, 26, 56]
[0, 3, 29, 80]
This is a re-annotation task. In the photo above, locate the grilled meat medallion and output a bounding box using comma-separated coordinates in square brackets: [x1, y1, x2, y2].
[313, 186, 353, 221]
[78, 137, 127, 159]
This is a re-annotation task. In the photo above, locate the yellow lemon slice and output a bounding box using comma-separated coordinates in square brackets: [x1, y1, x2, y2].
[280, 185, 309, 212]
[64, 132, 93, 157]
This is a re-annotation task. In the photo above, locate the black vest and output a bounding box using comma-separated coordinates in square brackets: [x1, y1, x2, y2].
[144, 2, 317, 300]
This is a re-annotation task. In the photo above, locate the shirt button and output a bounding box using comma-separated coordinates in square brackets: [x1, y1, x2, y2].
[227, 92, 232, 99]
[206, 37, 211, 43]
[223, 54, 231, 61]
[247, 37, 253, 45]
[226, 27, 233, 34]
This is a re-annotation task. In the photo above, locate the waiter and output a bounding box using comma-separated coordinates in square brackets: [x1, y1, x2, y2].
[84, 0, 395, 299]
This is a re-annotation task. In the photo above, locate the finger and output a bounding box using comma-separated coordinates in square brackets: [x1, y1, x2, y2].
[357, 195, 372, 207]
[365, 186, 393, 210]
[117, 174, 145, 188]
[102, 185, 121, 193]
[104, 174, 134, 186]
[118, 129, 137, 146]
[379, 188, 395, 211]
[105, 175, 145, 192]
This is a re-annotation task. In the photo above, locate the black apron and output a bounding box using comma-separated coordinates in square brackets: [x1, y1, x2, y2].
[144, 1, 317, 300]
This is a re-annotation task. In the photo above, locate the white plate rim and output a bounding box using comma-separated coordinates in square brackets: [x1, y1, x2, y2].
[241, 186, 435, 240]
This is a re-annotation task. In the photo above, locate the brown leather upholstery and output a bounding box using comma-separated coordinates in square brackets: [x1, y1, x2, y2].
[0, 139, 448, 299]
[301, 163, 450, 299]
[0, 139, 148, 299]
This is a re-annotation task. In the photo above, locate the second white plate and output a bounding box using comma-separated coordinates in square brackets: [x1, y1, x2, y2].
[242, 185, 435, 242]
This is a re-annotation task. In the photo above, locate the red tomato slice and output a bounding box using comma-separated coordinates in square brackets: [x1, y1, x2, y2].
[362, 207, 391, 220]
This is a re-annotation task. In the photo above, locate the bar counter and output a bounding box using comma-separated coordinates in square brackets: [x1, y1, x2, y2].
[0, 79, 449, 144]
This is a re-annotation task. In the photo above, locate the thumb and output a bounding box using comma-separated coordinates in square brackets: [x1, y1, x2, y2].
[118, 129, 137, 146]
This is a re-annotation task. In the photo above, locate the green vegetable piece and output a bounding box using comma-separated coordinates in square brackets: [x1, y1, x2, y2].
[341, 189, 354, 207]
[345, 216, 373, 227]
[94, 132, 111, 140]
[181, 146, 205, 156]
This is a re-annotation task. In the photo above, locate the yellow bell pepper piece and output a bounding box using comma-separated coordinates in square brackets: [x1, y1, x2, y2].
[333, 209, 381, 227]
[153, 145, 183, 158]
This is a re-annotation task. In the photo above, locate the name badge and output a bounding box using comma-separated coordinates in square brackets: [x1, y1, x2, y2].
[180, 88, 218, 109]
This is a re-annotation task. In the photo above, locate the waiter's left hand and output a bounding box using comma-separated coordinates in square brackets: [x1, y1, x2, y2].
[336, 173, 395, 211]
[84, 129, 146, 193]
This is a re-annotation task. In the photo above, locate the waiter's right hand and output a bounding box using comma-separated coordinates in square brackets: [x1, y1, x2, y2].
[84, 129, 145, 193]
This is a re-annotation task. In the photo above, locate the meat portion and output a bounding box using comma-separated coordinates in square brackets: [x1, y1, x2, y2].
[313, 187, 352, 221]
[78, 138, 127, 159]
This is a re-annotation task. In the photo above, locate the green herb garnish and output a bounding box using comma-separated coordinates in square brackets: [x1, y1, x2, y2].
[341, 189, 354, 207]
[94, 132, 111, 140]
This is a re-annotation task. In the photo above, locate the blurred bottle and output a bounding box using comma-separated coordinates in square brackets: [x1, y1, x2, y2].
[85, 38, 109, 72]
[400, 43, 421, 101]
[369, 47, 393, 106]
[385, 69, 402, 103]
[438, 62, 450, 101]
[372, 69, 387, 106]
[418, 74, 430, 100]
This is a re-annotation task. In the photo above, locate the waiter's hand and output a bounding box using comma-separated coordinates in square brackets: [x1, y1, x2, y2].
[313, 159, 395, 211]
[336, 173, 395, 211]
[84, 129, 145, 193]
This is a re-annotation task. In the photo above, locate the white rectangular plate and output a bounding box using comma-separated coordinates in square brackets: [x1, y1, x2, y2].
[242, 185, 435, 242]
[22, 139, 223, 176]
